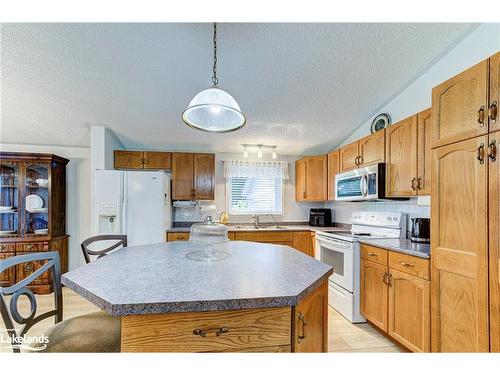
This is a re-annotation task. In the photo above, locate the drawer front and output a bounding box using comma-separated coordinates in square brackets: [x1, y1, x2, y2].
[0, 243, 16, 253]
[16, 259, 50, 285]
[167, 232, 190, 241]
[389, 252, 430, 280]
[360, 244, 388, 265]
[121, 307, 292, 352]
[235, 231, 293, 243]
[16, 242, 48, 252]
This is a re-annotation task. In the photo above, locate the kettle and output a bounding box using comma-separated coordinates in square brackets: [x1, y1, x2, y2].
[411, 218, 430, 243]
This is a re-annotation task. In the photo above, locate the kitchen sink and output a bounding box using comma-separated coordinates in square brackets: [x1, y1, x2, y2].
[229, 225, 288, 230]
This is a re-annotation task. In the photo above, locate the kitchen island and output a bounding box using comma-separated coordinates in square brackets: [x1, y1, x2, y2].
[62, 241, 333, 352]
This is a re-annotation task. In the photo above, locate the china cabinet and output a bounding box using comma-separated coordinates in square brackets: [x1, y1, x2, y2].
[0, 152, 69, 294]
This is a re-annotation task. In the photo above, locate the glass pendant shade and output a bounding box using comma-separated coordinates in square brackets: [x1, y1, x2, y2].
[182, 87, 246, 133]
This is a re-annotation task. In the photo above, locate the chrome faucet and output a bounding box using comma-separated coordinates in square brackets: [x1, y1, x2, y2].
[251, 215, 260, 228]
[268, 214, 279, 228]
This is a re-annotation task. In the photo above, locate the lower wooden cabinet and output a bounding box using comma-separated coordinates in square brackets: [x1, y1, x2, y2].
[360, 258, 389, 331]
[0, 252, 16, 286]
[167, 230, 316, 257]
[293, 281, 328, 352]
[388, 269, 430, 352]
[360, 244, 430, 352]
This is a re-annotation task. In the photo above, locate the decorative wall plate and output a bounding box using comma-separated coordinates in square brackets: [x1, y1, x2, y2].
[370, 113, 391, 134]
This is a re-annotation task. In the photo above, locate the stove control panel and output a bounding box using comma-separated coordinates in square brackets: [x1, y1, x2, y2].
[351, 211, 404, 228]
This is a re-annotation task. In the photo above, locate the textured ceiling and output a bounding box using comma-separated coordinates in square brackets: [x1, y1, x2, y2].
[1, 23, 476, 155]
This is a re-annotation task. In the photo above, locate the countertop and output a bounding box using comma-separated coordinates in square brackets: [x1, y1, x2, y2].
[166, 224, 346, 233]
[62, 241, 333, 316]
[358, 238, 431, 259]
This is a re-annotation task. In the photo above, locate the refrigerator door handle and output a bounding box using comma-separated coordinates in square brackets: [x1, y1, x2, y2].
[121, 172, 128, 234]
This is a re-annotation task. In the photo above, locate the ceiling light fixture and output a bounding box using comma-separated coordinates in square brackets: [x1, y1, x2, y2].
[181, 23, 246, 133]
[243, 145, 248, 158]
[272, 147, 277, 159]
[257, 145, 263, 159]
[241, 144, 278, 158]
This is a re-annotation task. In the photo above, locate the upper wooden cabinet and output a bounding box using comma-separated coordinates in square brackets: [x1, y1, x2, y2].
[432, 59, 489, 148]
[385, 115, 418, 197]
[114, 150, 172, 170]
[416, 109, 432, 195]
[489, 131, 500, 352]
[327, 150, 340, 201]
[295, 155, 327, 202]
[172, 153, 215, 200]
[490, 52, 500, 134]
[358, 131, 385, 167]
[339, 132, 385, 172]
[339, 141, 359, 172]
[431, 135, 489, 352]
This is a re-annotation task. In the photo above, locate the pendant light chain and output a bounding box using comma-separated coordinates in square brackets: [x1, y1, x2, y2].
[212, 22, 219, 86]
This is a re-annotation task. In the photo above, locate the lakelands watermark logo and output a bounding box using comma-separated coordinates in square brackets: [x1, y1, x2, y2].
[1, 332, 49, 351]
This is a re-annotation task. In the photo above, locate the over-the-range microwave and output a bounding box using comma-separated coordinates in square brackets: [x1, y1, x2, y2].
[335, 163, 386, 201]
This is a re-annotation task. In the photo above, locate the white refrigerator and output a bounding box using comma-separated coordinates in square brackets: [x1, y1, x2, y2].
[93, 170, 172, 246]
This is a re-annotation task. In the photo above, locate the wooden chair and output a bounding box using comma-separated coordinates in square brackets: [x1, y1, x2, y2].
[80, 234, 127, 264]
[0, 252, 121, 353]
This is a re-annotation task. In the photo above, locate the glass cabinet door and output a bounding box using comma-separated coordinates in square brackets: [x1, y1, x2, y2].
[24, 162, 50, 236]
[0, 161, 20, 237]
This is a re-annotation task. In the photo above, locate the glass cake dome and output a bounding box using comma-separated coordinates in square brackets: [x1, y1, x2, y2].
[186, 217, 229, 261]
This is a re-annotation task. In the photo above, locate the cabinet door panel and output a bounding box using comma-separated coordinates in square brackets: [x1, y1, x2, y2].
[388, 269, 430, 352]
[292, 231, 313, 257]
[0, 253, 15, 286]
[293, 281, 328, 352]
[489, 131, 500, 352]
[359, 131, 385, 167]
[417, 108, 432, 195]
[385, 115, 417, 197]
[339, 141, 359, 172]
[327, 150, 340, 201]
[432, 59, 488, 148]
[295, 159, 306, 201]
[172, 153, 194, 200]
[114, 151, 144, 169]
[360, 259, 388, 331]
[490, 52, 500, 133]
[193, 154, 215, 200]
[431, 135, 489, 352]
[304, 156, 327, 201]
[143, 152, 171, 170]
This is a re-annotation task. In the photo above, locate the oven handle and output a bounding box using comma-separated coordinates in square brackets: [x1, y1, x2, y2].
[316, 236, 353, 250]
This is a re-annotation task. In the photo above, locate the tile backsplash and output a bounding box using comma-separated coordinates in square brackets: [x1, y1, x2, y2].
[324, 197, 430, 234]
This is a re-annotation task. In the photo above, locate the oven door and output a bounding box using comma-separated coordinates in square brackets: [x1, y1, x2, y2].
[316, 235, 354, 292]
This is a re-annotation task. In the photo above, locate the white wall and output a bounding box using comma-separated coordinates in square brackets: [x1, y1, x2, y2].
[336, 23, 500, 148]
[0, 143, 90, 270]
[173, 152, 319, 223]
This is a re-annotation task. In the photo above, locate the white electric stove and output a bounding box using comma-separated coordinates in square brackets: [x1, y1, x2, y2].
[315, 211, 406, 323]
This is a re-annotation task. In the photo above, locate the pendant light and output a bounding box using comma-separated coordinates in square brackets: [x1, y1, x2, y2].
[182, 23, 246, 133]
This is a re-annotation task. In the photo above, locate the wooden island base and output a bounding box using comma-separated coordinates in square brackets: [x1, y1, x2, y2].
[121, 281, 328, 353]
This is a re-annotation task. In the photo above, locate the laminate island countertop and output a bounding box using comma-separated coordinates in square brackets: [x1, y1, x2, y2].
[358, 238, 431, 259]
[62, 241, 333, 316]
[62, 241, 333, 352]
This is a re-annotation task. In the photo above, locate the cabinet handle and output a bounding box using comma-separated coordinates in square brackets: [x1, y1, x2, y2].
[177, 236, 185, 240]
[25, 244, 34, 251]
[303, 191, 307, 199]
[488, 140, 497, 162]
[477, 105, 485, 126]
[358, 155, 363, 165]
[367, 252, 377, 257]
[193, 327, 229, 338]
[382, 272, 388, 285]
[411, 177, 417, 191]
[0, 245, 5, 251]
[387, 273, 392, 287]
[399, 262, 415, 268]
[24, 263, 34, 272]
[477, 144, 485, 164]
[417, 177, 422, 190]
[489, 101, 498, 123]
[297, 312, 307, 343]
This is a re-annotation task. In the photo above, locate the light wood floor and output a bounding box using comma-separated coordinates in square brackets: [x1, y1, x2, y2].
[1, 288, 399, 353]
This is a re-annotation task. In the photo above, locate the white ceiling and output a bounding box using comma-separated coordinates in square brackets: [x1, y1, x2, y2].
[1, 23, 476, 155]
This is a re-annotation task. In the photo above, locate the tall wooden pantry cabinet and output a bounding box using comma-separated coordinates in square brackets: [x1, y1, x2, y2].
[0, 152, 69, 294]
[431, 51, 499, 352]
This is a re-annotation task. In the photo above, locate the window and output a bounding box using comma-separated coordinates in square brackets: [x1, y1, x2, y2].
[224, 161, 289, 215]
